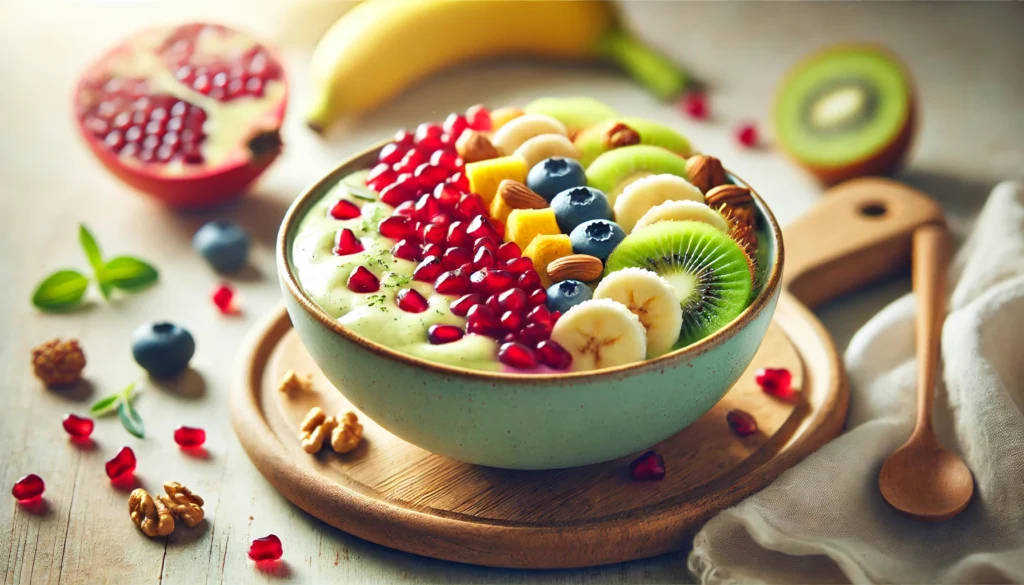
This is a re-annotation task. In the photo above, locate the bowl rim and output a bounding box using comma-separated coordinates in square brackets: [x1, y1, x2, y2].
[277, 141, 785, 383]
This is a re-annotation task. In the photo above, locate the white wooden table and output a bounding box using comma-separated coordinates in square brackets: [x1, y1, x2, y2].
[2, 2, 1021, 583]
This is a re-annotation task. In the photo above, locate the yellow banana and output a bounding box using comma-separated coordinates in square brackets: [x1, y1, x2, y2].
[306, 0, 685, 133]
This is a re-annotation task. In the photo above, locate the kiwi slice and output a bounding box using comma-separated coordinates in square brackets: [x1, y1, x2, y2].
[585, 145, 689, 205]
[773, 44, 915, 183]
[575, 117, 692, 168]
[524, 97, 618, 136]
[604, 220, 753, 348]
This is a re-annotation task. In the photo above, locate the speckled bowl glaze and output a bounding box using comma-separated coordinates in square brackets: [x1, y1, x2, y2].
[278, 144, 784, 470]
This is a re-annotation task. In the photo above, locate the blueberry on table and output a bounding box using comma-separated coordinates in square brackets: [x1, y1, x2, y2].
[526, 157, 587, 201]
[546, 279, 593, 314]
[551, 186, 612, 233]
[569, 219, 626, 262]
[131, 322, 195, 378]
[192, 220, 250, 273]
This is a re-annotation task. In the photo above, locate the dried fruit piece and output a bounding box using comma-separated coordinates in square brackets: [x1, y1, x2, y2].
[299, 407, 336, 454]
[277, 370, 313, 396]
[12, 474, 45, 501]
[629, 451, 666, 481]
[106, 447, 138, 480]
[727, 409, 758, 436]
[159, 481, 204, 527]
[248, 534, 283, 561]
[32, 338, 86, 387]
[756, 367, 796, 400]
[129, 488, 175, 537]
[63, 414, 95, 438]
[330, 411, 363, 453]
[173, 426, 206, 447]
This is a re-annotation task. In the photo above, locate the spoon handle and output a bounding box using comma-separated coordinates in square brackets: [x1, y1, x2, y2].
[912, 224, 949, 438]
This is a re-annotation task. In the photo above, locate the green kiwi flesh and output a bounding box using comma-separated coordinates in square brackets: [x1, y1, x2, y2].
[575, 117, 692, 168]
[585, 145, 689, 203]
[523, 97, 618, 135]
[604, 220, 753, 348]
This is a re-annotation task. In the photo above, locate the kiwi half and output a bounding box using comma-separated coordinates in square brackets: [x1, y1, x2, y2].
[604, 220, 753, 348]
[575, 117, 692, 168]
[773, 44, 915, 183]
[586, 145, 689, 205]
[523, 97, 618, 136]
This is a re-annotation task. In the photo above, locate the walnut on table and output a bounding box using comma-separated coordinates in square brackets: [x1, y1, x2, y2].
[278, 370, 313, 396]
[330, 411, 363, 454]
[299, 406, 337, 453]
[31, 338, 86, 387]
[128, 488, 175, 537]
[159, 481, 205, 528]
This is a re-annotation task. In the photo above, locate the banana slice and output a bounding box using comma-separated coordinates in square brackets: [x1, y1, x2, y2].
[593, 268, 683, 357]
[513, 134, 580, 170]
[550, 298, 647, 371]
[491, 114, 567, 155]
[613, 174, 704, 233]
[634, 200, 730, 233]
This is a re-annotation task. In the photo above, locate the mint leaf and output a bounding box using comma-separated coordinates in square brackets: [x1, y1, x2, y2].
[79, 224, 110, 299]
[117, 400, 145, 439]
[32, 270, 89, 310]
[103, 256, 159, 291]
[90, 393, 122, 416]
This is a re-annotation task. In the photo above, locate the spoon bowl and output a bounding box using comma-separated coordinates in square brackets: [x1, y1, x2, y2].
[879, 434, 974, 521]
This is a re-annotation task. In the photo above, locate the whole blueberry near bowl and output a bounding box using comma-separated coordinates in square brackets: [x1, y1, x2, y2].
[193, 220, 250, 273]
[526, 157, 587, 201]
[569, 219, 626, 262]
[551, 186, 612, 233]
[131, 322, 195, 378]
[546, 279, 593, 314]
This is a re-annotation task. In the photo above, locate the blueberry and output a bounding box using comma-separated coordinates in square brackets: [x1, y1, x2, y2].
[569, 219, 626, 262]
[526, 157, 587, 201]
[193, 220, 250, 273]
[131, 322, 195, 378]
[551, 186, 612, 233]
[546, 279, 593, 314]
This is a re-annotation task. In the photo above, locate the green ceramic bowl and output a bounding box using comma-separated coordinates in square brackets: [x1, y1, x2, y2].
[278, 144, 784, 470]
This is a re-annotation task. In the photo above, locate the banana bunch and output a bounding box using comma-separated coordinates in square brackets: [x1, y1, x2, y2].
[306, 0, 687, 133]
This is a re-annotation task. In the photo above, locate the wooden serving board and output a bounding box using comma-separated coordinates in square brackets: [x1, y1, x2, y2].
[230, 177, 944, 568]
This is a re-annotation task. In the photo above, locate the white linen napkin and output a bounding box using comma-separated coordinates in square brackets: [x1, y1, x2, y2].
[687, 181, 1024, 584]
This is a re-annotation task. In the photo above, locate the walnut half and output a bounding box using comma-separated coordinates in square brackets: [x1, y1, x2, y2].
[299, 407, 337, 453]
[330, 411, 364, 454]
[129, 488, 175, 537]
[31, 338, 86, 387]
[159, 481, 205, 528]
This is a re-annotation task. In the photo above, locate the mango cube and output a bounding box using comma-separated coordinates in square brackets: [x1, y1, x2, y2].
[466, 156, 527, 204]
[505, 208, 560, 251]
[522, 234, 573, 288]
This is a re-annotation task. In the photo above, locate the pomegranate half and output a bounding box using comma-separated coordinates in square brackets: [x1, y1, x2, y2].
[73, 23, 288, 208]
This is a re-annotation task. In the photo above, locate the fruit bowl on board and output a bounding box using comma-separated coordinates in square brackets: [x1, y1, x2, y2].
[277, 141, 784, 471]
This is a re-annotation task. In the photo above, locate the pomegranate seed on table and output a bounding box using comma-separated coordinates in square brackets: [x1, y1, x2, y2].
[498, 342, 537, 369]
[442, 247, 472, 270]
[680, 92, 709, 120]
[329, 199, 361, 220]
[428, 324, 465, 345]
[496, 242, 521, 262]
[212, 283, 239, 314]
[434, 270, 471, 295]
[536, 340, 572, 370]
[756, 367, 795, 400]
[465, 104, 492, 132]
[629, 451, 666, 481]
[12, 474, 45, 501]
[346, 267, 380, 293]
[727, 409, 758, 436]
[334, 228, 365, 255]
[173, 426, 206, 448]
[396, 288, 429, 313]
[413, 257, 443, 282]
[736, 123, 759, 148]
[105, 447, 137, 480]
[377, 216, 412, 240]
[62, 414, 94, 438]
[449, 294, 481, 317]
[248, 534, 284, 561]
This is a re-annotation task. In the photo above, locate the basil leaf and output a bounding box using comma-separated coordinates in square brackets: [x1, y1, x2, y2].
[103, 256, 159, 291]
[79, 224, 110, 299]
[90, 392, 122, 416]
[32, 270, 89, 310]
[117, 400, 145, 439]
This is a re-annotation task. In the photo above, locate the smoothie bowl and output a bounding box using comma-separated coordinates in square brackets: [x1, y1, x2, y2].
[278, 99, 783, 469]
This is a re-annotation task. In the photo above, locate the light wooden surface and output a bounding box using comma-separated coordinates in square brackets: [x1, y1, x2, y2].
[2, 1, 1021, 584]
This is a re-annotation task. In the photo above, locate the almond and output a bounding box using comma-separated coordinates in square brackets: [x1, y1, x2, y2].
[705, 184, 752, 209]
[456, 130, 500, 164]
[497, 180, 548, 210]
[685, 155, 727, 193]
[602, 122, 641, 149]
[547, 254, 603, 283]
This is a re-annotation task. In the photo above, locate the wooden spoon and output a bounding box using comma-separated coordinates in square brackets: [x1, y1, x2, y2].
[878, 224, 974, 521]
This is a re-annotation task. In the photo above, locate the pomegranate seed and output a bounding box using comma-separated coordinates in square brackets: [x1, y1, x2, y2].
[396, 288, 429, 313]
[434, 270, 471, 295]
[455, 193, 486, 219]
[465, 104, 492, 132]
[378, 142, 409, 165]
[414, 123, 445, 150]
[529, 288, 548, 307]
[397, 148, 428, 173]
[334, 228, 365, 256]
[12, 474, 45, 501]
[347, 266, 380, 293]
[466, 215, 498, 240]
[518, 270, 541, 289]
[447, 171, 470, 192]
[413, 256, 443, 281]
[756, 367, 795, 400]
[433, 184, 462, 208]
[366, 169, 397, 193]
[442, 113, 470, 140]
[629, 451, 666, 481]
[470, 268, 515, 294]
[422, 224, 447, 245]
[727, 409, 758, 436]
[380, 179, 417, 206]
[520, 322, 551, 345]
[450, 293, 482, 316]
[536, 340, 572, 370]
[498, 342, 537, 369]
[485, 294, 501, 314]
[527, 304, 552, 325]
[329, 199, 361, 220]
[212, 283, 238, 314]
[430, 148, 463, 170]
[391, 239, 421, 261]
[367, 161, 394, 183]
[472, 247, 495, 269]
[446, 221, 471, 248]
[500, 310, 522, 331]
[393, 200, 416, 216]
[503, 332, 518, 343]
[248, 534, 283, 561]
[422, 243, 444, 258]
[474, 236, 498, 254]
[680, 92, 709, 120]
[394, 129, 414, 146]
[62, 414, 94, 438]
[378, 215, 412, 240]
[105, 446, 137, 480]
[173, 426, 206, 447]
[466, 306, 501, 338]
[736, 123, 759, 148]
[428, 324, 465, 345]
[551, 310, 562, 324]
[428, 213, 452, 230]
[505, 257, 533, 274]
[414, 162, 449, 187]
[442, 247, 472, 270]
[496, 242, 521, 262]
[498, 288, 527, 312]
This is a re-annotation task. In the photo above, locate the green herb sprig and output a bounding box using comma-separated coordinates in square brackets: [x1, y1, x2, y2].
[90, 382, 145, 439]
[31, 224, 158, 311]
